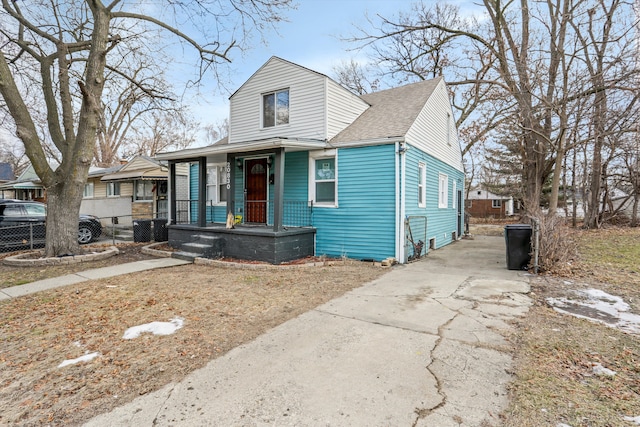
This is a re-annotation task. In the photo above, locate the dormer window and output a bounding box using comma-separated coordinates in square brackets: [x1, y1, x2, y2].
[263, 89, 289, 127]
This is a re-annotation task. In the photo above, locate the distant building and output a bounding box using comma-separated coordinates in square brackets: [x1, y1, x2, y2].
[466, 189, 514, 219]
[0, 162, 15, 199]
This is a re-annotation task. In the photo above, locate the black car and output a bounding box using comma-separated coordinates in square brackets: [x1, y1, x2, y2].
[0, 199, 102, 251]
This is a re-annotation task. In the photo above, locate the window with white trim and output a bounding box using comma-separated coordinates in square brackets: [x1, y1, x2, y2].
[418, 162, 426, 208]
[107, 182, 120, 197]
[83, 182, 94, 198]
[135, 180, 153, 201]
[263, 89, 289, 128]
[492, 199, 502, 208]
[206, 166, 228, 204]
[314, 158, 336, 203]
[452, 181, 457, 209]
[438, 174, 448, 208]
[309, 151, 337, 206]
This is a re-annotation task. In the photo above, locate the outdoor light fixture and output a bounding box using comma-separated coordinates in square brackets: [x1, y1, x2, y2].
[236, 159, 243, 169]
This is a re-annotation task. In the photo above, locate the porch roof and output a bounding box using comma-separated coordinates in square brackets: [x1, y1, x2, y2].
[100, 168, 167, 182]
[0, 180, 42, 190]
[155, 137, 328, 161]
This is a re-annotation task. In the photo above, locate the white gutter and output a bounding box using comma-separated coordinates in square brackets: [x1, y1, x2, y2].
[395, 142, 401, 262]
[396, 141, 407, 263]
[155, 138, 328, 161]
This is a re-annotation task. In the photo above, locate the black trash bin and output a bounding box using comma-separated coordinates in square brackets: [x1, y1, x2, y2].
[504, 224, 532, 270]
[152, 218, 168, 242]
[133, 219, 151, 243]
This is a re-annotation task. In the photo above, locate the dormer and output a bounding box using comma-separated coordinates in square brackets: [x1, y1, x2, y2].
[228, 57, 369, 144]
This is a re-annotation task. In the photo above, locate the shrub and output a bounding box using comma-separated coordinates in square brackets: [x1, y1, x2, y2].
[530, 212, 578, 274]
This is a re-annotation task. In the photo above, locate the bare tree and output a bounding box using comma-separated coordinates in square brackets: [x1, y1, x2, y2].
[0, 132, 26, 176]
[0, 0, 293, 256]
[122, 109, 199, 158]
[203, 117, 230, 145]
[332, 59, 379, 94]
[350, 0, 639, 218]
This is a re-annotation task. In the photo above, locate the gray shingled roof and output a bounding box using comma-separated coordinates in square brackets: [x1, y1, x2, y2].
[331, 77, 442, 144]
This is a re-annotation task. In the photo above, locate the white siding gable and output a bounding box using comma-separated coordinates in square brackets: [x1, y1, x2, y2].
[229, 57, 327, 143]
[326, 79, 369, 140]
[405, 80, 464, 172]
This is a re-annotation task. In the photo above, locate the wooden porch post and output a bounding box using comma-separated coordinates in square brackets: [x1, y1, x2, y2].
[226, 154, 234, 218]
[273, 148, 285, 232]
[169, 161, 176, 225]
[198, 157, 207, 227]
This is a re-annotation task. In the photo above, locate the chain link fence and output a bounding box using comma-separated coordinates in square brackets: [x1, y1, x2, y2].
[0, 222, 47, 252]
[0, 214, 169, 253]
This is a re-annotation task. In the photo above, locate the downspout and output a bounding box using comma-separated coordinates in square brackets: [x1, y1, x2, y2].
[396, 141, 407, 263]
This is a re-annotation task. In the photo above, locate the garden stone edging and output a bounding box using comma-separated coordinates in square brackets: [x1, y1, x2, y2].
[2, 246, 120, 266]
[141, 242, 173, 258]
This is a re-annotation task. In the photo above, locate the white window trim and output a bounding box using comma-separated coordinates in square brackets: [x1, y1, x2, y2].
[438, 173, 448, 209]
[492, 199, 502, 208]
[206, 164, 228, 205]
[106, 182, 120, 198]
[418, 162, 426, 208]
[261, 88, 290, 129]
[452, 181, 457, 209]
[308, 149, 337, 207]
[83, 182, 94, 199]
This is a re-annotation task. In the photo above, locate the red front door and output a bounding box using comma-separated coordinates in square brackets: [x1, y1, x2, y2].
[245, 158, 268, 223]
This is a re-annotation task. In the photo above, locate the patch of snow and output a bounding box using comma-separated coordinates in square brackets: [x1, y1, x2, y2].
[547, 289, 640, 334]
[592, 363, 616, 377]
[557, 423, 573, 427]
[122, 317, 184, 340]
[624, 416, 640, 425]
[58, 352, 100, 368]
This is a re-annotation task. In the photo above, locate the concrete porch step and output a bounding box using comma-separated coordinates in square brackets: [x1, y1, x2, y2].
[182, 242, 212, 251]
[172, 251, 200, 262]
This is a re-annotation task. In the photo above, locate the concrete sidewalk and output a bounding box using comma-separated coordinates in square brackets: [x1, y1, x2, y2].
[85, 235, 532, 427]
[0, 258, 191, 300]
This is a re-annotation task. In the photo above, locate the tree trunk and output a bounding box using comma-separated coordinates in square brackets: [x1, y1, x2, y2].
[45, 181, 83, 256]
[584, 85, 606, 229]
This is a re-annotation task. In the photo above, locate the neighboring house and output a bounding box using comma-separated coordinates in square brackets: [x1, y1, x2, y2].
[466, 189, 514, 219]
[156, 56, 465, 264]
[80, 155, 187, 225]
[0, 162, 15, 199]
[0, 163, 48, 202]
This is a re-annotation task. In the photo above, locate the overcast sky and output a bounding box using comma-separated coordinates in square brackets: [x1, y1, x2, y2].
[183, 0, 418, 138]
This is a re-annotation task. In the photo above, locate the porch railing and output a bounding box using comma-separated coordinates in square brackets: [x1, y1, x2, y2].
[174, 199, 313, 227]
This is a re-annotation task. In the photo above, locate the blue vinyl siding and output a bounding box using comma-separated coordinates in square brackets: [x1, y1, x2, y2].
[404, 145, 464, 250]
[284, 151, 308, 201]
[189, 163, 198, 223]
[313, 144, 396, 261]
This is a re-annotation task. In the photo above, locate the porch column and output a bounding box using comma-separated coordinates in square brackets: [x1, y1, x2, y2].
[198, 157, 207, 227]
[273, 147, 285, 232]
[226, 154, 235, 218]
[169, 161, 176, 225]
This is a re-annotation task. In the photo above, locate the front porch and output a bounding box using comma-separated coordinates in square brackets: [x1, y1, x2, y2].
[168, 222, 316, 264]
[158, 138, 329, 264]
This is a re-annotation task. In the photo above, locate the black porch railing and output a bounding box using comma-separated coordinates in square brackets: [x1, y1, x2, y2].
[174, 199, 313, 227]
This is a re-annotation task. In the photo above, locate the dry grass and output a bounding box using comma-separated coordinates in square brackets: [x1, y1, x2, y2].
[0, 260, 385, 426]
[0, 243, 156, 288]
[503, 227, 640, 427]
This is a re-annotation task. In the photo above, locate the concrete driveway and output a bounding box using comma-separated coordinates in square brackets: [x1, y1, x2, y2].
[85, 235, 531, 427]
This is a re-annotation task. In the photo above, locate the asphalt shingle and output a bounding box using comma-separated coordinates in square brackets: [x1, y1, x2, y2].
[331, 77, 442, 144]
